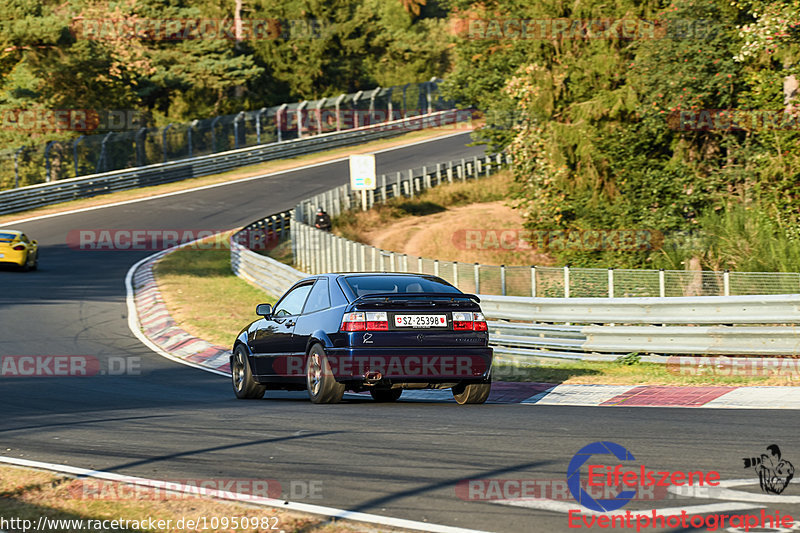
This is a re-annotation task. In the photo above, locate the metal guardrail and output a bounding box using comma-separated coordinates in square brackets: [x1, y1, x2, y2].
[228, 143, 800, 359]
[0, 109, 469, 215]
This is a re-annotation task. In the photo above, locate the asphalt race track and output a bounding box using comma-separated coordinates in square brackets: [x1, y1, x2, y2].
[1, 132, 799, 533]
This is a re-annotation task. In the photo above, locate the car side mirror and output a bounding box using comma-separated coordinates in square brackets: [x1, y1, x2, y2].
[256, 303, 272, 317]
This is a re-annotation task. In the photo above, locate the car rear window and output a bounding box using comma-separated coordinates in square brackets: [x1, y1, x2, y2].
[0, 233, 17, 241]
[342, 275, 462, 297]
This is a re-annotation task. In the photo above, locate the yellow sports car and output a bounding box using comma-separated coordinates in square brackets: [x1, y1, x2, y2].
[0, 230, 38, 271]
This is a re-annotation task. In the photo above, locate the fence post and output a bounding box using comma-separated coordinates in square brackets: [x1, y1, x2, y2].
[409, 169, 414, 199]
[418, 257, 423, 273]
[436, 163, 442, 185]
[447, 161, 453, 183]
[396, 171, 402, 198]
[380, 174, 387, 203]
[564, 265, 570, 298]
[434, 259, 439, 277]
[659, 268, 666, 297]
[453, 262, 459, 288]
[14, 146, 25, 187]
[474, 263, 480, 294]
[473, 155, 479, 178]
[531, 266, 536, 297]
[501, 265, 506, 296]
[608, 268, 615, 298]
[724, 269, 730, 296]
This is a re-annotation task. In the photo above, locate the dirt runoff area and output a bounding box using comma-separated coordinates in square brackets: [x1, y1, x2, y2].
[360, 201, 553, 266]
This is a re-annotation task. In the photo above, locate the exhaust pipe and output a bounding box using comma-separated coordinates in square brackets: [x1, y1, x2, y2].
[364, 371, 382, 382]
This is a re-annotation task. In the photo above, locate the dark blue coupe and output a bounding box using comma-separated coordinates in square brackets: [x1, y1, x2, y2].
[231, 273, 493, 404]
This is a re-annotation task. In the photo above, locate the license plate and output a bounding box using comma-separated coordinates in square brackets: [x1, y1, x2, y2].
[394, 315, 447, 328]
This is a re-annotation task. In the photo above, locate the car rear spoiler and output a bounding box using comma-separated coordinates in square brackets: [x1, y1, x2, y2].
[352, 292, 480, 304]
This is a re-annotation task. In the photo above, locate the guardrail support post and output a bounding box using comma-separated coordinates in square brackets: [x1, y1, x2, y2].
[564, 265, 570, 298]
[434, 259, 439, 277]
[501, 265, 506, 296]
[409, 169, 414, 199]
[334, 94, 345, 131]
[659, 268, 666, 297]
[418, 257, 423, 273]
[371, 246, 377, 271]
[608, 268, 615, 298]
[475, 263, 481, 294]
[447, 161, 453, 183]
[453, 262, 459, 287]
[436, 163, 442, 185]
[531, 265, 536, 297]
[474, 156, 480, 177]
[380, 174, 387, 203]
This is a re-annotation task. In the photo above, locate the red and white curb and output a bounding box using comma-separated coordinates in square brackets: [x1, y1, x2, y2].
[127, 248, 800, 409]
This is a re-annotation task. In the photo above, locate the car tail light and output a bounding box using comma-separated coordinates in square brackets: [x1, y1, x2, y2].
[12, 244, 25, 251]
[452, 312, 488, 331]
[366, 312, 388, 331]
[452, 312, 473, 330]
[472, 312, 488, 331]
[341, 311, 388, 331]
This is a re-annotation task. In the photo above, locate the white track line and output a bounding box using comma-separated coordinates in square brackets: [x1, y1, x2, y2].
[0, 456, 493, 533]
[1, 131, 472, 227]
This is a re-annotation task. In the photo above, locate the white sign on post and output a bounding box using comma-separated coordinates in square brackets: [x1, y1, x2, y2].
[349, 154, 376, 211]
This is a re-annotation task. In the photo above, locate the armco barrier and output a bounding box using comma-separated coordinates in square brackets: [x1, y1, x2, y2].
[229, 232, 800, 357]
[228, 147, 800, 359]
[0, 110, 470, 215]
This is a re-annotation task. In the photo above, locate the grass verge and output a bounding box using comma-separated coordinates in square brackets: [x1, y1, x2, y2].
[152, 240, 797, 386]
[153, 234, 275, 348]
[0, 123, 472, 226]
[0, 464, 383, 533]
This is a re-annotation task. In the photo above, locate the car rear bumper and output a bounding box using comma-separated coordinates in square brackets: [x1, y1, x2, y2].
[325, 346, 493, 382]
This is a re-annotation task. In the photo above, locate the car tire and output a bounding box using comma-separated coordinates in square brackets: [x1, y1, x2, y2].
[452, 382, 491, 405]
[306, 344, 344, 404]
[369, 388, 402, 402]
[231, 345, 265, 399]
